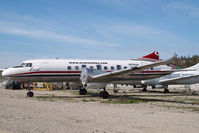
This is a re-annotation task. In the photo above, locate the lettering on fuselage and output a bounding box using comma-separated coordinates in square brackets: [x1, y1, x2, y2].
[128, 63, 139, 67]
[69, 62, 108, 64]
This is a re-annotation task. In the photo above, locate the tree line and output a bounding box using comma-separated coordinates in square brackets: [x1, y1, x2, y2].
[170, 53, 199, 68]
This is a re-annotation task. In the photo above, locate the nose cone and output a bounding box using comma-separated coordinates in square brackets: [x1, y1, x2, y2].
[2, 69, 10, 77]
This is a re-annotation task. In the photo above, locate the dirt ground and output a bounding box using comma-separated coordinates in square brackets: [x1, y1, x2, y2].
[1, 85, 199, 133]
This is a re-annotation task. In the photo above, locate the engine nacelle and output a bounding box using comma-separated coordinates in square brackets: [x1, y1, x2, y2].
[85, 83, 107, 89]
[80, 68, 107, 85]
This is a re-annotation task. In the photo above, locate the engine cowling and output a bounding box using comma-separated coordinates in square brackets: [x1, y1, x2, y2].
[80, 68, 107, 85]
[80, 68, 108, 89]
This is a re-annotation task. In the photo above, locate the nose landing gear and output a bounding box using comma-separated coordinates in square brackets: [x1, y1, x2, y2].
[27, 91, 34, 97]
[26, 82, 34, 97]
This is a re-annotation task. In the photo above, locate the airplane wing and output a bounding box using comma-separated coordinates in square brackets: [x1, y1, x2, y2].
[159, 74, 199, 84]
[81, 60, 173, 85]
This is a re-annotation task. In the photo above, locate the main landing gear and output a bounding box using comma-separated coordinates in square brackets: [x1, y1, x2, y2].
[79, 87, 109, 99]
[79, 88, 87, 95]
[99, 88, 109, 99]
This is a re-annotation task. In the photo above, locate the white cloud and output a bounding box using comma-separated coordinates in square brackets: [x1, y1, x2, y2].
[95, 23, 177, 41]
[0, 21, 119, 47]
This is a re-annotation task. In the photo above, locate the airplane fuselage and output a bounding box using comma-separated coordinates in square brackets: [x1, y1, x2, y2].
[2, 59, 171, 84]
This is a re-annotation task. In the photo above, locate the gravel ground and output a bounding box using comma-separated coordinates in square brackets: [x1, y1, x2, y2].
[0, 86, 199, 133]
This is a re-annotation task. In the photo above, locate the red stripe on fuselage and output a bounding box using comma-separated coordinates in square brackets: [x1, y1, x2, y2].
[9, 71, 81, 76]
[8, 70, 171, 77]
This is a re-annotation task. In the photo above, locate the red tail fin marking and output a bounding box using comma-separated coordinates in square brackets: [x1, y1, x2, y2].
[139, 51, 159, 61]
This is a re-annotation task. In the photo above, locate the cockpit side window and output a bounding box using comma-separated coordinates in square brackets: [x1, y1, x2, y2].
[21, 63, 26, 67]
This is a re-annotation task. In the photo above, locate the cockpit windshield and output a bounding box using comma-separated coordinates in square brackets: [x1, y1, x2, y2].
[21, 63, 32, 67]
[12, 63, 32, 68]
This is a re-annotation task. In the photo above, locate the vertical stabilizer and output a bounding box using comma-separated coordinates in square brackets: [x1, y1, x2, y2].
[137, 51, 159, 61]
[186, 63, 199, 70]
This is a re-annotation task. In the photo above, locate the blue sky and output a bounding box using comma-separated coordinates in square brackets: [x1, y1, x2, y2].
[0, 0, 199, 68]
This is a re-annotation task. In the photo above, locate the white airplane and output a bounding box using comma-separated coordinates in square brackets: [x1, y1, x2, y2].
[142, 63, 199, 93]
[1, 51, 173, 98]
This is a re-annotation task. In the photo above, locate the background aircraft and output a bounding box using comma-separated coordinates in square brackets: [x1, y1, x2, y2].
[142, 63, 199, 93]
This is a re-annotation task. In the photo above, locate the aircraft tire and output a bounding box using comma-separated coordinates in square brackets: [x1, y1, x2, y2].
[142, 88, 147, 92]
[99, 90, 109, 99]
[79, 89, 87, 95]
[27, 91, 34, 97]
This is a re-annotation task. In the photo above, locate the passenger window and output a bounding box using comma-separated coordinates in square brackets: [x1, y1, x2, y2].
[75, 66, 79, 70]
[104, 66, 107, 70]
[111, 66, 114, 70]
[68, 66, 72, 70]
[117, 65, 121, 70]
[96, 65, 101, 70]
[124, 66, 127, 69]
[90, 66, 94, 69]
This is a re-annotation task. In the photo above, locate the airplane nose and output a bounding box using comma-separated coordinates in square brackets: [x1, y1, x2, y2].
[2, 69, 10, 77]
